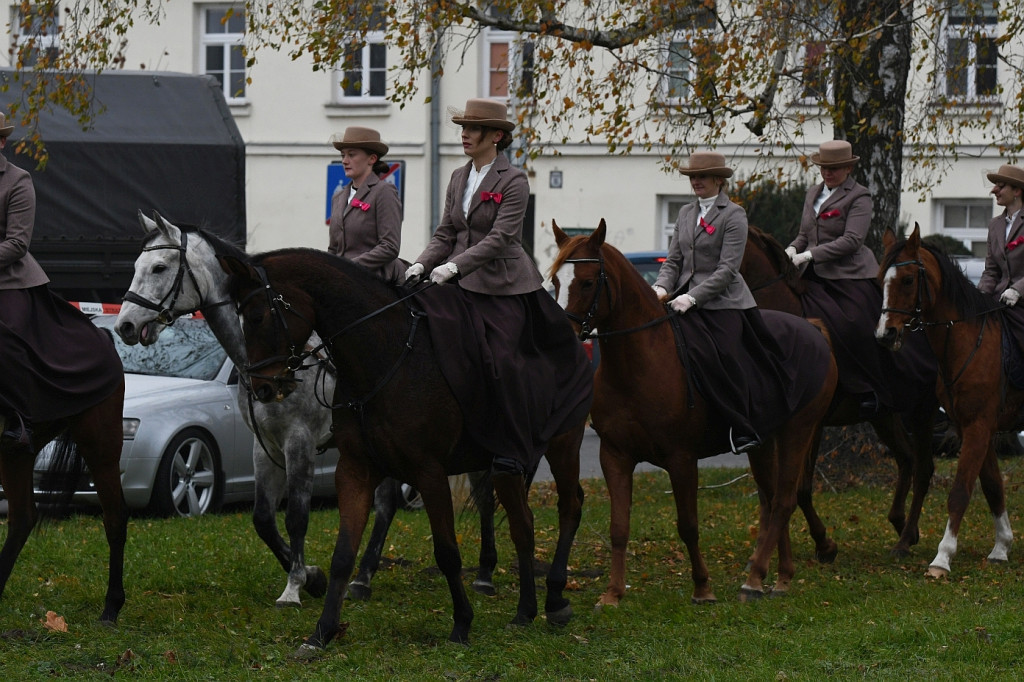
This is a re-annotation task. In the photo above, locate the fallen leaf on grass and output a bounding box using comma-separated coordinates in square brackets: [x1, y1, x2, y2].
[164, 650, 178, 664]
[42, 611, 67, 632]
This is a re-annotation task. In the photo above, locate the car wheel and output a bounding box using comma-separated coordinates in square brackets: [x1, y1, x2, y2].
[149, 428, 223, 517]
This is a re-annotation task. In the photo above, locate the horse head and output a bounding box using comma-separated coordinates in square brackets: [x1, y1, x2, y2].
[551, 218, 661, 339]
[116, 211, 204, 346]
[877, 223, 930, 351]
[218, 253, 316, 403]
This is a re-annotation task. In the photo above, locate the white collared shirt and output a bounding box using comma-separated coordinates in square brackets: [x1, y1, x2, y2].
[696, 196, 715, 229]
[1006, 208, 1022, 240]
[814, 185, 834, 215]
[463, 160, 496, 215]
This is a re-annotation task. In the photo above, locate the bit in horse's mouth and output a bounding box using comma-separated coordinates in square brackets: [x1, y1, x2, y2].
[140, 320, 160, 346]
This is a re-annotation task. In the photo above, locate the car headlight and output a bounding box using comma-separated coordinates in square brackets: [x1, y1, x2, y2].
[123, 418, 140, 440]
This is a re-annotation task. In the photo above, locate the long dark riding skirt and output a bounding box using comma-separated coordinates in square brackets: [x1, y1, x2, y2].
[418, 285, 593, 475]
[0, 286, 123, 422]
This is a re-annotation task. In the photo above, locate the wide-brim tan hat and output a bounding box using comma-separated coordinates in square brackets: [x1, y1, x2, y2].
[811, 140, 859, 168]
[987, 164, 1024, 191]
[0, 112, 13, 138]
[679, 150, 733, 178]
[331, 126, 388, 156]
[451, 98, 515, 132]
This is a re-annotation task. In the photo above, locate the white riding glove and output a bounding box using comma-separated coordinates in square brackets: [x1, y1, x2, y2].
[669, 294, 697, 314]
[1001, 287, 1021, 307]
[404, 262, 425, 284]
[430, 262, 459, 285]
[791, 251, 813, 267]
[652, 285, 668, 300]
[784, 246, 797, 260]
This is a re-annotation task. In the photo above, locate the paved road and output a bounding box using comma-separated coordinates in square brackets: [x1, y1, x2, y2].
[533, 426, 748, 482]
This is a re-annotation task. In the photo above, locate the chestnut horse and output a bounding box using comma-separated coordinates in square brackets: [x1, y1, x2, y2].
[552, 220, 838, 603]
[877, 225, 1014, 577]
[741, 225, 939, 556]
[0, 376, 127, 622]
[218, 248, 587, 655]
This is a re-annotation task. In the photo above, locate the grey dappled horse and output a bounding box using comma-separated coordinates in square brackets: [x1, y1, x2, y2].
[114, 212, 498, 606]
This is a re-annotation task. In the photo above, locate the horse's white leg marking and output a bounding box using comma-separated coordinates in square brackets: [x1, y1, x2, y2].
[988, 511, 1013, 563]
[876, 267, 896, 339]
[930, 519, 958, 573]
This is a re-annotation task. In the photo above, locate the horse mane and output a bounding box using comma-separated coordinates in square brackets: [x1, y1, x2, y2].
[549, 232, 659, 307]
[881, 238, 1000, 319]
[249, 247, 402, 299]
[746, 225, 805, 292]
[141, 220, 250, 264]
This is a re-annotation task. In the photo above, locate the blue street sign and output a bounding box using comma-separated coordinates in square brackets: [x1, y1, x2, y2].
[326, 160, 405, 223]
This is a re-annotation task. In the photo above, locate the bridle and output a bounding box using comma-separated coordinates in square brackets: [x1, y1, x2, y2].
[879, 258, 936, 333]
[562, 251, 674, 340]
[122, 229, 231, 324]
[236, 264, 321, 399]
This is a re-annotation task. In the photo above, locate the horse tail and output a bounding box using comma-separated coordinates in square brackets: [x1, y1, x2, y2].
[36, 433, 87, 522]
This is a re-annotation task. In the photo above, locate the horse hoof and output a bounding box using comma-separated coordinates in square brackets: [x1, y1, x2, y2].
[596, 593, 621, 608]
[768, 588, 789, 599]
[925, 565, 949, 579]
[304, 566, 327, 598]
[471, 579, 497, 596]
[448, 630, 470, 646]
[738, 586, 764, 602]
[291, 642, 324, 661]
[275, 598, 301, 609]
[546, 604, 573, 626]
[345, 581, 372, 601]
[986, 557, 1008, 565]
[507, 613, 535, 628]
[815, 544, 839, 564]
[691, 594, 717, 605]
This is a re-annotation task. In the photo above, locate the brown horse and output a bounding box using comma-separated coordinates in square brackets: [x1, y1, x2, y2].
[0, 380, 128, 622]
[552, 220, 838, 603]
[219, 248, 587, 655]
[877, 225, 1014, 578]
[741, 225, 939, 556]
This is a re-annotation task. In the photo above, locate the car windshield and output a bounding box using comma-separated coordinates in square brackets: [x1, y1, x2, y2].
[92, 316, 227, 381]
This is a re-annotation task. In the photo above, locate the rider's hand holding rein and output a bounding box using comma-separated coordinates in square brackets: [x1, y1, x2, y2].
[430, 262, 459, 285]
[404, 262, 425, 284]
[1001, 287, 1020, 307]
[652, 284, 668, 302]
[668, 294, 696, 314]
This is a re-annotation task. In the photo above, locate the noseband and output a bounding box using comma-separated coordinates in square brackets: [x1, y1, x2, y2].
[122, 229, 230, 324]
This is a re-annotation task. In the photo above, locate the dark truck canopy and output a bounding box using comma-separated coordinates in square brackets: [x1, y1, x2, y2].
[0, 69, 245, 302]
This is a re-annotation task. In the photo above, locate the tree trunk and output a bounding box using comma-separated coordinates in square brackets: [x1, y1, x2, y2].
[834, 0, 914, 257]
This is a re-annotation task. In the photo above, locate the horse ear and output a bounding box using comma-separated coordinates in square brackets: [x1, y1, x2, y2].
[137, 209, 159, 235]
[152, 211, 180, 242]
[907, 223, 921, 251]
[218, 254, 256, 282]
[588, 219, 608, 248]
[882, 226, 897, 250]
[552, 219, 569, 247]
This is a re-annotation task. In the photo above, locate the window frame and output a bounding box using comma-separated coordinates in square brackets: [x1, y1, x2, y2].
[661, 195, 696, 250]
[660, 10, 717, 106]
[11, 2, 61, 67]
[941, 0, 999, 103]
[332, 29, 387, 104]
[937, 198, 994, 257]
[199, 4, 247, 104]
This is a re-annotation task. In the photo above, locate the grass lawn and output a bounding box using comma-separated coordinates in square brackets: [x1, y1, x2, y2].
[2, 456, 1024, 680]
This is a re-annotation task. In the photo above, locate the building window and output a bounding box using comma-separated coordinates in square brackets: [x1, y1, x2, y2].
[201, 5, 246, 103]
[939, 200, 993, 256]
[662, 8, 717, 104]
[481, 23, 534, 99]
[943, 0, 998, 101]
[11, 3, 60, 67]
[661, 196, 696, 250]
[333, 8, 386, 103]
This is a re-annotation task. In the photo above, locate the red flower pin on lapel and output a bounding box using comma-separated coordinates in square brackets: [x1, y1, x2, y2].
[1007, 235, 1024, 251]
[820, 209, 841, 219]
[350, 198, 371, 211]
[699, 217, 715, 235]
[480, 191, 503, 204]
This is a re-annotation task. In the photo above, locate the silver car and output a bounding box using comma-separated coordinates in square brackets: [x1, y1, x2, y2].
[23, 313, 338, 517]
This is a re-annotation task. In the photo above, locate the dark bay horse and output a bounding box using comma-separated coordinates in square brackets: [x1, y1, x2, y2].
[552, 220, 838, 603]
[218, 248, 587, 654]
[114, 212, 500, 606]
[877, 225, 1014, 577]
[740, 225, 939, 556]
[0, 370, 127, 622]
